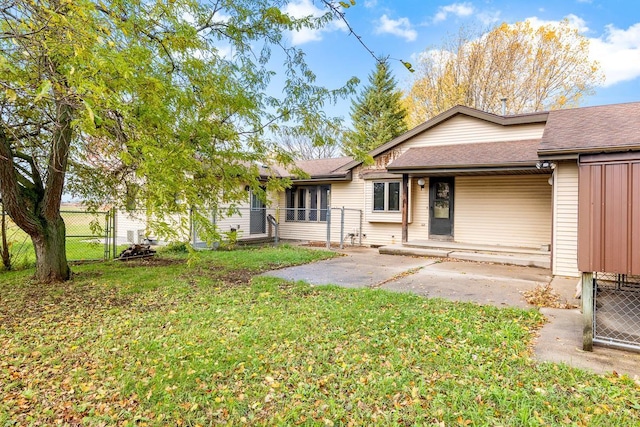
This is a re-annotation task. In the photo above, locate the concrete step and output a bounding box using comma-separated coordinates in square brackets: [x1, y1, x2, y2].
[379, 244, 550, 269]
[402, 240, 549, 255]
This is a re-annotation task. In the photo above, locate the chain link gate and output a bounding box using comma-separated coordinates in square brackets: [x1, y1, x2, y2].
[1, 203, 116, 268]
[593, 272, 640, 351]
[60, 208, 115, 262]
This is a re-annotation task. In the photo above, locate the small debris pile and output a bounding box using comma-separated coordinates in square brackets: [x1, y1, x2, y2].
[524, 284, 577, 309]
[118, 244, 156, 260]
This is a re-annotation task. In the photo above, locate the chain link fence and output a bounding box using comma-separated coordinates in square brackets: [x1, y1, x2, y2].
[1, 203, 115, 270]
[188, 206, 363, 249]
[278, 207, 364, 249]
[1, 202, 365, 271]
[593, 272, 640, 351]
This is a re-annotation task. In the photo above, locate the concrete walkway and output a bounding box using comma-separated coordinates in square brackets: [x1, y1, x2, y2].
[264, 246, 640, 379]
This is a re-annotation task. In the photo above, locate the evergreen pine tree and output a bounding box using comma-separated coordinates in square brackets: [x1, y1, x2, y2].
[344, 58, 408, 159]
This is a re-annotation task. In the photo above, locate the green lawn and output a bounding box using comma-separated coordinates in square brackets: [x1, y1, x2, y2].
[1, 246, 639, 426]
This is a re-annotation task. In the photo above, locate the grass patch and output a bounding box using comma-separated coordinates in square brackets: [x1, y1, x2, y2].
[1, 246, 639, 426]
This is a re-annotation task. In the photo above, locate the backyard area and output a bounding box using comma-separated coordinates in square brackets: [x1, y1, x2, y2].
[1, 245, 639, 426]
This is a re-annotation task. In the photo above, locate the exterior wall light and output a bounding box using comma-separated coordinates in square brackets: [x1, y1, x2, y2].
[536, 161, 556, 170]
[417, 178, 426, 190]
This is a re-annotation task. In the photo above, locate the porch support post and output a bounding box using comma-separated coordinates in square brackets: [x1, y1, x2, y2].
[401, 173, 409, 243]
[582, 271, 594, 351]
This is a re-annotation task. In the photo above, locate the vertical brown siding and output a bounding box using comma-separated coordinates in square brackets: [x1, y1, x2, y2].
[604, 164, 628, 273]
[632, 164, 640, 275]
[578, 153, 640, 275]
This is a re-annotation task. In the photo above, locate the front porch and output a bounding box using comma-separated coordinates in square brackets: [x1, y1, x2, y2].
[379, 240, 551, 269]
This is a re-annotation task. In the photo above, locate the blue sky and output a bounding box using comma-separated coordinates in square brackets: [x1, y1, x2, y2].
[280, 0, 640, 122]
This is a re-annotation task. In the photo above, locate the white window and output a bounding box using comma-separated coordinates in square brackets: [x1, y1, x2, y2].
[286, 185, 330, 221]
[373, 181, 400, 212]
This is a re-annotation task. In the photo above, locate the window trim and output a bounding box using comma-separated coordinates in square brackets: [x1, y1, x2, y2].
[286, 185, 330, 222]
[372, 180, 401, 213]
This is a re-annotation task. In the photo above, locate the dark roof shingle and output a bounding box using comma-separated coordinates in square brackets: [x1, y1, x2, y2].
[294, 156, 353, 177]
[539, 102, 640, 154]
[387, 139, 541, 171]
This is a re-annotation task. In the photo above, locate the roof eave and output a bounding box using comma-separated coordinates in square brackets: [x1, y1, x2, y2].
[290, 171, 352, 184]
[538, 144, 640, 157]
[386, 164, 543, 175]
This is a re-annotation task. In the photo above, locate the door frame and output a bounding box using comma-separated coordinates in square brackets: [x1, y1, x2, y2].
[429, 177, 454, 239]
[249, 190, 266, 235]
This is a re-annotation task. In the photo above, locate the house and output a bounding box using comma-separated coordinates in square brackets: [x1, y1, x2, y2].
[118, 101, 640, 282]
[278, 105, 557, 269]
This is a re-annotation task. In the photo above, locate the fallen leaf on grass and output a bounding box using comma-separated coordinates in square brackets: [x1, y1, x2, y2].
[524, 284, 578, 308]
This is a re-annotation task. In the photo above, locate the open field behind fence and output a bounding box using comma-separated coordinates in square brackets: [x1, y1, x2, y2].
[1, 204, 119, 270]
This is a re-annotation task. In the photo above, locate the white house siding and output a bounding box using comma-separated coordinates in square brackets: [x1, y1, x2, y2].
[115, 187, 277, 245]
[454, 175, 552, 248]
[407, 178, 430, 239]
[211, 190, 279, 239]
[115, 210, 189, 244]
[553, 162, 580, 277]
[401, 116, 545, 149]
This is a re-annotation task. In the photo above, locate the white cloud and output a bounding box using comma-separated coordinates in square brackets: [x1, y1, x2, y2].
[433, 2, 474, 23]
[283, 0, 346, 45]
[589, 23, 640, 86]
[375, 14, 418, 42]
[476, 10, 501, 26]
[363, 0, 378, 8]
[525, 14, 590, 33]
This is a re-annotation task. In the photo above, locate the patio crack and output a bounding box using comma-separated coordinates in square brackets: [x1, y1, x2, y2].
[369, 266, 425, 289]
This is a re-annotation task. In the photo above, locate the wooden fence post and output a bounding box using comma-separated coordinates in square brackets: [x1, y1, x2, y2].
[582, 272, 594, 351]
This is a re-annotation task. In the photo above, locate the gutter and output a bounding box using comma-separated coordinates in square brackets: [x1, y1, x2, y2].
[538, 144, 640, 157]
[385, 165, 546, 175]
[290, 171, 352, 184]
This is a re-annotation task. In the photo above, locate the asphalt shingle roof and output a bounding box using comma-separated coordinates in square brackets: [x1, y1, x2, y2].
[387, 139, 541, 171]
[539, 102, 640, 154]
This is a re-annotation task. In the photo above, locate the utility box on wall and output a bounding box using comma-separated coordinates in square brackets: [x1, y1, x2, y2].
[577, 152, 640, 275]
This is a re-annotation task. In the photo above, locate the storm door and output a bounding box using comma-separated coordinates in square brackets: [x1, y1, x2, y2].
[250, 191, 266, 234]
[429, 178, 454, 237]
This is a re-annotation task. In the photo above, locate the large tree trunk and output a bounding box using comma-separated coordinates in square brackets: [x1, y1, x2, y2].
[31, 216, 70, 282]
[1, 203, 10, 270]
[0, 100, 74, 282]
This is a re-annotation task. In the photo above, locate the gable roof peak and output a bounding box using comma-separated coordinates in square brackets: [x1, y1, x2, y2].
[341, 104, 549, 171]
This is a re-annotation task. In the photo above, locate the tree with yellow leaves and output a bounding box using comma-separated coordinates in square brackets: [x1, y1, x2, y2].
[403, 20, 604, 127]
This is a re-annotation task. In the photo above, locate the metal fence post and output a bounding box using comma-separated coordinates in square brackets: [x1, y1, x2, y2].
[190, 207, 195, 246]
[340, 207, 345, 249]
[359, 209, 363, 246]
[326, 208, 331, 250]
[112, 208, 117, 259]
[274, 208, 279, 245]
[104, 210, 110, 260]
